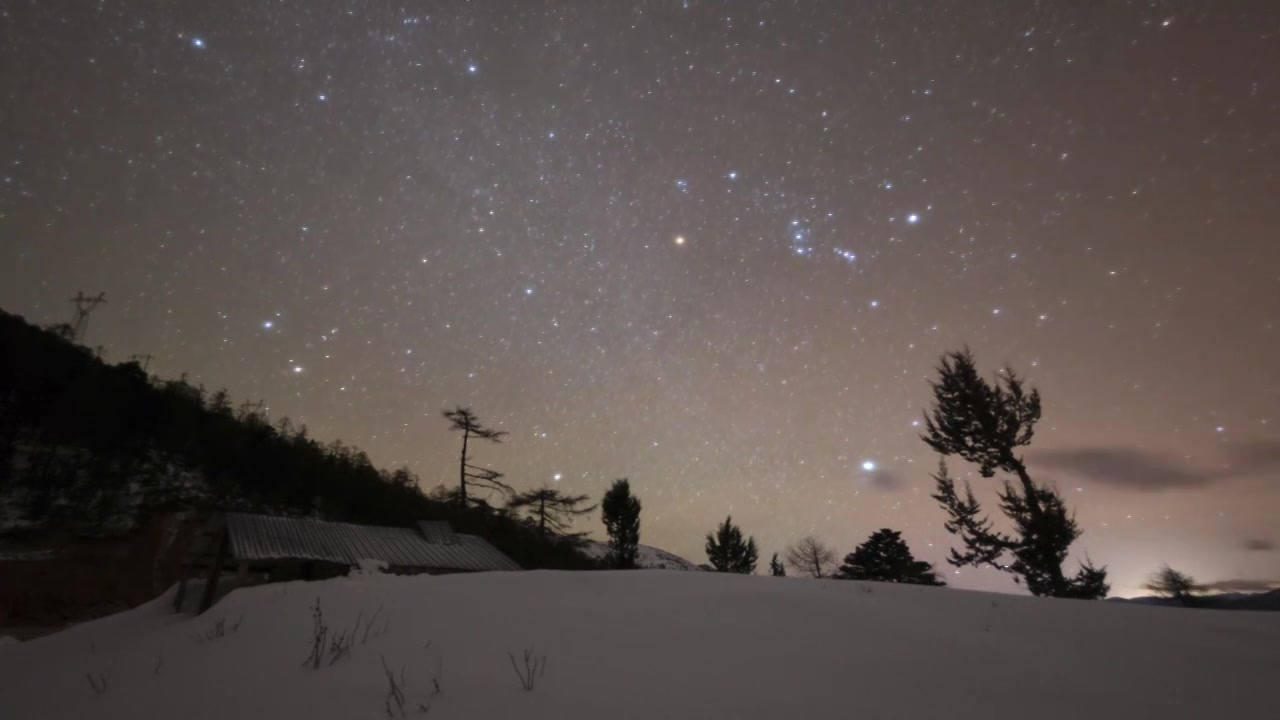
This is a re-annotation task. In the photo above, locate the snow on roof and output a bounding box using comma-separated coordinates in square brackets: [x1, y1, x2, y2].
[224, 513, 520, 572]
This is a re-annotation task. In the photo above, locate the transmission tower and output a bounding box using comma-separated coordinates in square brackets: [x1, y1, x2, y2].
[238, 399, 267, 420]
[67, 291, 107, 344]
[129, 353, 156, 372]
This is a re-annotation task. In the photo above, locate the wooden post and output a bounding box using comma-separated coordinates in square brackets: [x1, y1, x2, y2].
[173, 573, 189, 612]
[199, 529, 230, 614]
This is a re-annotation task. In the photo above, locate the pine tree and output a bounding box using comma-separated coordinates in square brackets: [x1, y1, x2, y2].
[923, 349, 1109, 599]
[837, 528, 944, 586]
[769, 553, 786, 577]
[601, 478, 641, 568]
[442, 406, 512, 508]
[704, 516, 759, 574]
[507, 486, 596, 541]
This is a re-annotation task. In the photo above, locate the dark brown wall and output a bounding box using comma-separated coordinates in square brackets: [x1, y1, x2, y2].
[0, 511, 203, 627]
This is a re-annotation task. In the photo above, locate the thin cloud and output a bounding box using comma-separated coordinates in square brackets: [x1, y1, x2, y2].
[1029, 439, 1280, 492]
[1029, 448, 1211, 491]
[1227, 439, 1280, 468]
[1201, 578, 1280, 593]
[1243, 538, 1275, 552]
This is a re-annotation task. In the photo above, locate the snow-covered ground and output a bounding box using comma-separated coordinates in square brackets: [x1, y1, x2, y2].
[578, 540, 704, 570]
[1, 571, 1277, 719]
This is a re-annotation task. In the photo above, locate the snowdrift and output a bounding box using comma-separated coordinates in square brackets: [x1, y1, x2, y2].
[1, 571, 1277, 719]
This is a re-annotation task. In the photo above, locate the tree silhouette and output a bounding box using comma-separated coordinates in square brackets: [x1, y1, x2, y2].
[784, 536, 836, 578]
[923, 348, 1108, 599]
[601, 478, 641, 568]
[1141, 564, 1204, 606]
[442, 406, 511, 508]
[837, 528, 944, 586]
[769, 552, 786, 577]
[507, 486, 596, 540]
[704, 516, 759, 574]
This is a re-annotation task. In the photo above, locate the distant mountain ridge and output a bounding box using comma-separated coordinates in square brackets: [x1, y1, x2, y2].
[578, 539, 703, 571]
[1112, 588, 1280, 612]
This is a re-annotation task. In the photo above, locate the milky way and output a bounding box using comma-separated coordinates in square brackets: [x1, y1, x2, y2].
[2, 1, 1278, 594]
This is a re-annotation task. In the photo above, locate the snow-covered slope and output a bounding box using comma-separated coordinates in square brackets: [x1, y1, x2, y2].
[578, 539, 703, 570]
[2, 571, 1277, 719]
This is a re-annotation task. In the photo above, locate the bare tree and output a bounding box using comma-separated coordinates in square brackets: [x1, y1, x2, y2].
[1142, 564, 1204, 606]
[442, 406, 512, 508]
[784, 536, 837, 578]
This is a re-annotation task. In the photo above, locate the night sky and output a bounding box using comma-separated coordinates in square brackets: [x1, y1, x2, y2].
[2, 1, 1278, 595]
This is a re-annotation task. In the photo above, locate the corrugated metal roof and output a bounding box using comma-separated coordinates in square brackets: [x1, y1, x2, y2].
[417, 521, 458, 545]
[224, 513, 521, 572]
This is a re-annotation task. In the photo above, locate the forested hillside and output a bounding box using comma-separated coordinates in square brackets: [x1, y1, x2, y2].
[0, 309, 594, 571]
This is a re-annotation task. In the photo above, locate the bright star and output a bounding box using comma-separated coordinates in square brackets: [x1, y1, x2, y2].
[674, 235, 685, 246]
[191, 37, 205, 49]
[906, 213, 920, 224]
[467, 64, 478, 73]
[861, 460, 876, 472]
[552, 473, 562, 482]
[262, 320, 274, 329]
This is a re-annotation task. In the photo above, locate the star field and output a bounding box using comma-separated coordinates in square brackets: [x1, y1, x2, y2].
[2, 1, 1279, 594]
